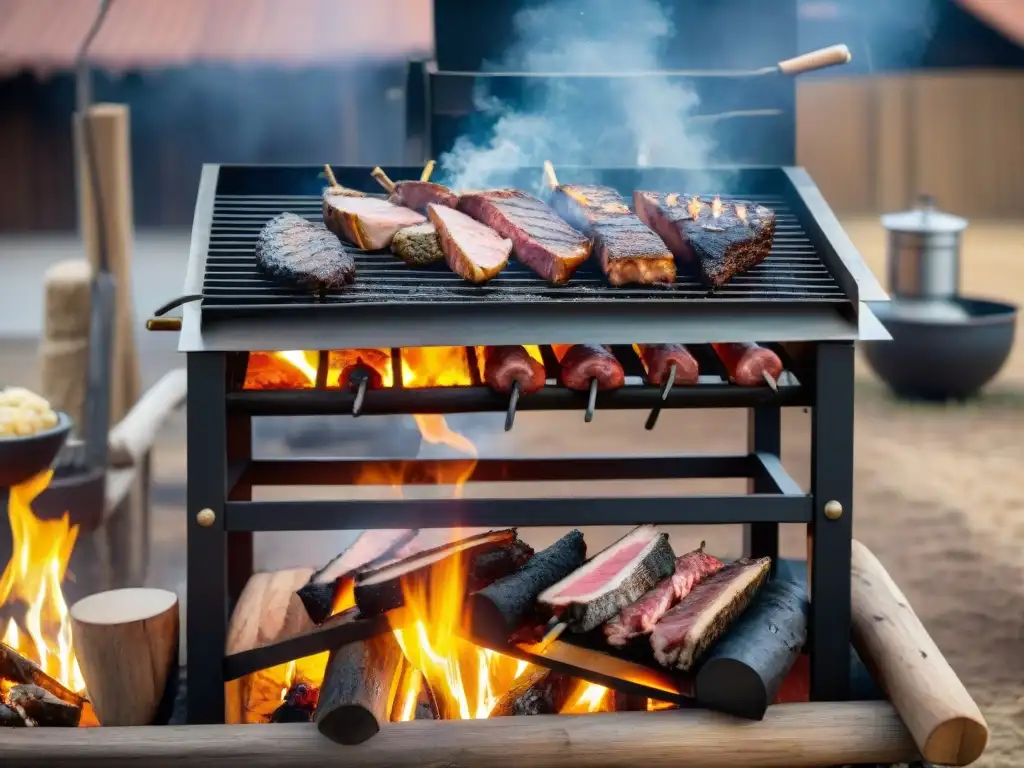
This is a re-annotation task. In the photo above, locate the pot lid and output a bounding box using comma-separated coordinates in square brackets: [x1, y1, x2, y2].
[881, 195, 967, 234]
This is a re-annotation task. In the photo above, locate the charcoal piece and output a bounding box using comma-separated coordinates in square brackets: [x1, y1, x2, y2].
[7, 684, 82, 727]
[538, 525, 676, 633]
[255, 213, 356, 291]
[695, 579, 809, 721]
[470, 539, 535, 586]
[651, 557, 771, 672]
[297, 529, 419, 624]
[489, 668, 574, 717]
[270, 682, 319, 723]
[468, 530, 587, 643]
[0, 703, 25, 727]
[353, 529, 519, 617]
[414, 702, 435, 720]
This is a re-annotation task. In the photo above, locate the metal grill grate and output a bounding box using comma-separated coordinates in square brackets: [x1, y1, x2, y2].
[200, 192, 847, 319]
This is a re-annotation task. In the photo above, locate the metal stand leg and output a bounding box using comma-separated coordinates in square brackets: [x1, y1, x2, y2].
[186, 353, 228, 724]
[745, 406, 781, 574]
[226, 412, 253, 612]
[809, 342, 854, 701]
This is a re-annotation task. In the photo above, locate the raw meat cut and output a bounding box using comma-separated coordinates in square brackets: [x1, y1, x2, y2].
[538, 525, 675, 633]
[427, 204, 513, 284]
[650, 557, 771, 671]
[604, 542, 724, 646]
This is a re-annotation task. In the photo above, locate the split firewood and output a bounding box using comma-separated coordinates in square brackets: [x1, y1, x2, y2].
[0, 643, 84, 708]
[489, 668, 574, 717]
[7, 684, 82, 727]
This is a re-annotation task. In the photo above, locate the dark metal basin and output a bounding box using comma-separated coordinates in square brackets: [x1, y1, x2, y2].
[863, 297, 1018, 401]
[0, 411, 72, 487]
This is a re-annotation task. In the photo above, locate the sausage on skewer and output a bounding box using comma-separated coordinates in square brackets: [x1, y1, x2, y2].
[556, 344, 625, 423]
[712, 343, 783, 389]
[635, 344, 700, 386]
[481, 346, 547, 431]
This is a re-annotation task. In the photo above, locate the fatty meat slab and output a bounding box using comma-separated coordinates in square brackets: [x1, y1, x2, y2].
[538, 525, 675, 633]
[650, 556, 771, 672]
[458, 189, 591, 285]
[604, 542, 724, 647]
[427, 204, 513, 284]
[255, 213, 356, 291]
[551, 184, 676, 286]
[322, 190, 425, 251]
[634, 192, 776, 287]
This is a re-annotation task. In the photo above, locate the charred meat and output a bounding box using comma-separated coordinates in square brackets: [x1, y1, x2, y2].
[634, 192, 776, 287]
[538, 525, 676, 633]
[551, 185, 675, 286]
[604, 542, 724, 647]
[650, 557, 771, 671]
[458, 189, 591, 285]
[427, 203, 513, 284]
[255, 213, 356, 291]
[391, 223, 445, 266]
[322, 191, 425, 251]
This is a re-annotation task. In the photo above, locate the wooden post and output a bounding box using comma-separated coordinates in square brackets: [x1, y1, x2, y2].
[38, 260, 92, 432]
[69, 588, 179, 726]
[74, 104, 141, 428]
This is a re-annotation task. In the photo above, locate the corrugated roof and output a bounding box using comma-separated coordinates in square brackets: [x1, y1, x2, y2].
[0, 0, 433, 76]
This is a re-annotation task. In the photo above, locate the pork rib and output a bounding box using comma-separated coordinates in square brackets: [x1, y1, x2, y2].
[458, 189, 591, 285]
[604, 542, 724, 647]
[551, 184, 675, 286]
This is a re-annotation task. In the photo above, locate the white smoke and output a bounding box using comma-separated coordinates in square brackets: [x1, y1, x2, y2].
[438, 0, 714, 190]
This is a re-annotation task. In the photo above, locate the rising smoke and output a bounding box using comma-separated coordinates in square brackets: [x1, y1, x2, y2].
[438, 0, 715, 191]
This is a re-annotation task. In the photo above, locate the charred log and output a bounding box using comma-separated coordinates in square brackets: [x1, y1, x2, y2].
[0, 702, 26, 727]
[7, 684, 82, 727]
[468, 530, 587, 644]
[695, 579, 808, 721]
[353, 529, 521, 617]
[489, 668, 574, 717]
[0, 643, 84, 708]
[315, 634, 404, 745]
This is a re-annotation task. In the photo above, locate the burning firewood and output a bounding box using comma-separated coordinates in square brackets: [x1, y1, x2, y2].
[296, 530, 419, 625]
[353, 529, 528, 617]
[7, 684, 81, 727]
[0, 642, 83, 709]
[489, 668, 574, 717]
[315, 634, 404, 745]
[0, 702, 26, 727]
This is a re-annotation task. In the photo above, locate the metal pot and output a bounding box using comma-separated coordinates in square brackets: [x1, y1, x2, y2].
[881, 195, 967, 300]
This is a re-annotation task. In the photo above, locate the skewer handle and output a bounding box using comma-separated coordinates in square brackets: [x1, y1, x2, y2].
[352, 376, 368, 418]
[323, 164, 340, 188]
[584, 377, 598, 423]
[504, 380, 521, 432]
[762, 371, 778, 391]
[644, 363, 676, 431]
[370, 166, 396, 194]
[776, 44, 852, 76]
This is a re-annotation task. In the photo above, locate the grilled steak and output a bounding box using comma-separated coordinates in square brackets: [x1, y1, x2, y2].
[558, 344, 625, 391]
[389, 180, 459, 213]
[650, 557, 771, 671]
[634, 192, 776, 287]
[551, 184, 675, 286]
[458, 189, 591, 285]
[255, 213, 356, 291]
[538, 525, 676, 633]
[391, 223, 445, 266]
[604, 542, 724, 647]
[322, 191, 425, 251]
[635, 344, 700, 387]
[481, 345, 546, 395]
[427, 203, 513, 284]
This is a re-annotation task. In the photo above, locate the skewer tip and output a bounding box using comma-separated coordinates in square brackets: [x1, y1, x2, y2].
[370, 166, 396, 193]
[762, 371, 778, 391]
[584, 377, 598, 423]
[504, 380, 521, 432]
[322, 164, 339, 189]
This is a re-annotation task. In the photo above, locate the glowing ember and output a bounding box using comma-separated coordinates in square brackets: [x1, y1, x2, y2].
[687, 196, 703, 220]
[711, 195, 724, 218]
[0, 471, 85, 694]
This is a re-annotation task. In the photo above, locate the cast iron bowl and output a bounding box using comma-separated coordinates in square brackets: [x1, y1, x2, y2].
[863, 297, 1018, 401]
[0, 411, 72, 487]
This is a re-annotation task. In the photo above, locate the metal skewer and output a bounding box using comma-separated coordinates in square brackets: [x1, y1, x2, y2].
[350, 368, 371, 417]
[644, 363, 676, 431]
[584, 377, 599, 423]
[762, 371, 779, 392]
[504, 380, 521, 432]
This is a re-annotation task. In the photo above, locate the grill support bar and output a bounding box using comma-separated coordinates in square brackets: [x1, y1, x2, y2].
[184, 344, 853, 723]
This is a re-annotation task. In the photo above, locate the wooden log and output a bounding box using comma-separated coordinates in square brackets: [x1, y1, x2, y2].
[851, 539, 988, 766]
[0, 702, 26, 727]
[7, 684, 82, 727]
[0, 702, 919, 767]
[0, 642, 84, 708]
[39, 259, 92, 430]
[315, 633, 404, 745]
[74, 104, 141, 428]
[695, 578, 808, 721]
[489, 668, 574, 717]
[69, 588, 178, 726]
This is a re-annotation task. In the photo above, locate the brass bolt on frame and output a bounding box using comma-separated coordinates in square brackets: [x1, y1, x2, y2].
[823, 500, 844, 520]
[196, 508, 217, 527]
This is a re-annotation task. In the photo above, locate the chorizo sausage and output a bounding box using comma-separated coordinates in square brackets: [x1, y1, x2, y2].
[635, 344, 700, 386]
[558, 344, 625, 391]
[712, 343, 783, 386]
[482, 346, 546, 394]
[334, 349, 390, 390]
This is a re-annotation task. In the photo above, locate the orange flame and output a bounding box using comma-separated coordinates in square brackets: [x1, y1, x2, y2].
[735, 203, 748, 224]
[243, 349, 394, 390]
[711, 195, 724, 218]
[561, 681, 612, 714]
[687, 196, 703, 220]
[0, 471, 85, 694]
